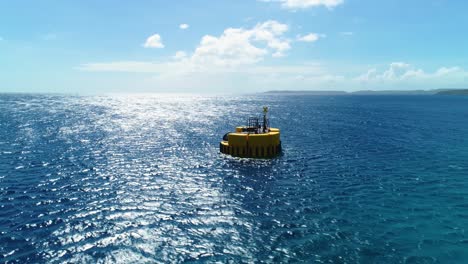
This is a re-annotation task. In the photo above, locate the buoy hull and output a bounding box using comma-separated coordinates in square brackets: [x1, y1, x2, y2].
[219, 128, 281, 158]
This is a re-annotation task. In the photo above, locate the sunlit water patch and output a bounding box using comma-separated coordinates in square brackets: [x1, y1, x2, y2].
[1, 94, 468, 263]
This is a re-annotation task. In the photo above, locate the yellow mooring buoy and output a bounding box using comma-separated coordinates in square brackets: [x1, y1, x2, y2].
[220, 107, 281, 158]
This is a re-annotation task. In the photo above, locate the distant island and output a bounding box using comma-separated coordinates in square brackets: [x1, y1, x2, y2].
[264, 89, 468, 96]
[436, 89, 468, 95]
[264, 90, 348, 95]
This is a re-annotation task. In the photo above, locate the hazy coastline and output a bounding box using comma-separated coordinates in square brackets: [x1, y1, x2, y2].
[264, 89, 468, 95]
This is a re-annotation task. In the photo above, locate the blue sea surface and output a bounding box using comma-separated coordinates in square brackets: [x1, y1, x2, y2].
[1, 94, 468, 263]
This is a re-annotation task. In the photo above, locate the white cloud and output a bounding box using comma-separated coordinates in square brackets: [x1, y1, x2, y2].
[297, 33, 324, 42]
[434, 67, 463, 76]
[261, 0, 344, 10]
[82, 35, 345, 91]
[191, 20, 291, 66]
[191, 32, 266, 66]
[340, 31, 353, 36]
[179, 24, 189, 30]
[355, 62, 468, 89]
[79, 59, 468, 92]
[173, 51, 187, 60]
[143, 34, 164, 48]
[356, 62, 417, 82]
[79, 61, 334, 92]
[80, 19, 468, 92]
[83, 20, 292, 76]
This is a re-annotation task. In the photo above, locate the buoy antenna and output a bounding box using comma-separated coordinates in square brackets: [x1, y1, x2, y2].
[262, 106, 268, 133]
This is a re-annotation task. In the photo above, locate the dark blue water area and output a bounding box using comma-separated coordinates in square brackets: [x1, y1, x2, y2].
[1, 94, 468, 263]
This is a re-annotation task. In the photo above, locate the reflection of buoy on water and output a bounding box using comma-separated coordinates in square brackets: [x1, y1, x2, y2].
[220, 107, 281, 158]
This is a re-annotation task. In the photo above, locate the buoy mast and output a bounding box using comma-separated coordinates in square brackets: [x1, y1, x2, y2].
[262, 106, 268, 133]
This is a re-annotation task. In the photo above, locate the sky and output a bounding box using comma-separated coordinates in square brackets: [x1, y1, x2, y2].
[1, 0, 468, 93]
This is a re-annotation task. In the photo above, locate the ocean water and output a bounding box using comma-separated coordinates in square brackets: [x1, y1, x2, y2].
[1, 94, 468, 263]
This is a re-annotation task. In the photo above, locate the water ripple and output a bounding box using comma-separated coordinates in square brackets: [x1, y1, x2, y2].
[1, 94, 468, 263]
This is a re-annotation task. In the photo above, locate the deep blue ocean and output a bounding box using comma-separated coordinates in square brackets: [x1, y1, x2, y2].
[1, 94, 468, 263]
